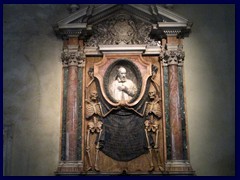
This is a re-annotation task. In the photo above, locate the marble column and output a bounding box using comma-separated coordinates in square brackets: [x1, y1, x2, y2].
[160, 39, 185, 160]
[64, 37, 79, 161]
[168, 62, 183, 160]
[66, 65, 78, 161]
[56, 37, 85, 175]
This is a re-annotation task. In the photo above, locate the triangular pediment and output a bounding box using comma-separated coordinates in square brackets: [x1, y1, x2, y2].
[58, 4, 188, 25]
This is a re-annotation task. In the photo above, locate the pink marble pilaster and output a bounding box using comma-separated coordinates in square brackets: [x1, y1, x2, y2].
[168, 64, 183, 160]
[66, 65, 79, 161]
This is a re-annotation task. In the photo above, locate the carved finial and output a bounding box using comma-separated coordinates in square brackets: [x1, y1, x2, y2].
[69, 4, 79, 13]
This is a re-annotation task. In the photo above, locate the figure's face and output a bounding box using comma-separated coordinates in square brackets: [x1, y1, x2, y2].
[118, 68, 127, 82]
[148, 90, 156, 100]
[88, 71, 93, 78]
[90, 91, 98, 101]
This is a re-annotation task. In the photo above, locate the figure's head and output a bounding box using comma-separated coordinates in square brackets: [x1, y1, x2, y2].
[148, 90, 156, 100]
[90, 90, 98, 101]
[88, 67, 94, 78]
[117, 66, 127, 82]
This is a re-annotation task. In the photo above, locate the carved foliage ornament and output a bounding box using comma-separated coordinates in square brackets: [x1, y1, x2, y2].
[86, 14, 159, 46]
[61, 47, 86, 67]
[159, 45, 185, 66]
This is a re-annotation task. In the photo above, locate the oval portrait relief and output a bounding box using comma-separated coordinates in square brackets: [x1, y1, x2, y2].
[104, 59, 142, 103]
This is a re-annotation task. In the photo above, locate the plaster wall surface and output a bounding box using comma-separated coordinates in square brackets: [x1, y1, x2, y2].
[174, 4, 235, 176]
[3, 4, 235, 176]
[3, 4, 68, 175]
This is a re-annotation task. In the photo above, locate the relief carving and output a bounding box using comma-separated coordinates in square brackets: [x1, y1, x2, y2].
[85, 91, 104, 172]
[86, 67, 94, 88]
[84, 55, 164, 173]
[86, 14, 159, 46]
[109, 66, 137, 103]
[160, 45, 185, 66]
[143, 90, 164, 172]
[61, 47, 86, 67]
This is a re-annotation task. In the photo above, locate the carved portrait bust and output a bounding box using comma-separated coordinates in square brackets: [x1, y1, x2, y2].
[104, 59, 142, 103]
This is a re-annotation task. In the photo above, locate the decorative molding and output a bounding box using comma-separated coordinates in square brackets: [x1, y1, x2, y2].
[155, 5, 188, 23]
[158, 22, 193, 37]
[159, 45, 185, 66]
[165, 160, 195, 174]
[55, 161, 83, 175]
[84, 45, 162, 55]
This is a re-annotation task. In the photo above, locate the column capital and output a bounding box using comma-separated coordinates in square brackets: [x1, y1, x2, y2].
[61, 45, 86, 68]
[160, 45, 185, 66]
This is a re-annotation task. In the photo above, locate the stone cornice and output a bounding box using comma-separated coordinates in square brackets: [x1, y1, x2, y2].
[158, 22, 193, 38]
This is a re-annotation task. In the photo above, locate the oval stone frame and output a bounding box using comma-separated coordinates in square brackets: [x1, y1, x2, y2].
[94, 54, 152, 107]
[103, 59, 142, 103]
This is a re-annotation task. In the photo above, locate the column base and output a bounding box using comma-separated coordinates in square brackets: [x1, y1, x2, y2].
[164, 160, 195, 175]
[55, 161, 83, 176]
